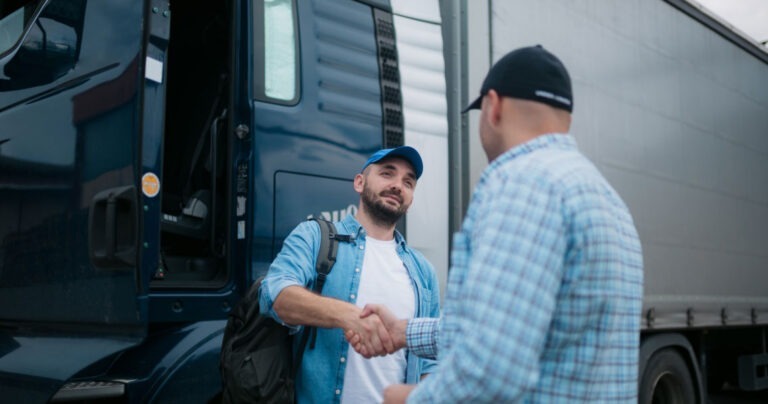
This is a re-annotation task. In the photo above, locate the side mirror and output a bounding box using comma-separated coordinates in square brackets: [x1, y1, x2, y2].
[3, 16, 77, 88]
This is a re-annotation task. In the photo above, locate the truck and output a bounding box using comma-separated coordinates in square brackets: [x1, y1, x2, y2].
[444, 0, 768, 402]
[0, 0, 448, 401]
[3, 0, 768, 402]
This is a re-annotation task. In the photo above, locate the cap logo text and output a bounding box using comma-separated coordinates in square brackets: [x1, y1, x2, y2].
[535, 90, 572, 106]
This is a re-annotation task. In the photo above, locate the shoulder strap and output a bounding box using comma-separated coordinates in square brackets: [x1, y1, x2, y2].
[296, 217, 351, 366]
[311, 217, 339, 293]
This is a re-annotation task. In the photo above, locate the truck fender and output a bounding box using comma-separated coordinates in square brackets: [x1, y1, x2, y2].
[640, 332, 705, 403]
[145, 322, 225, 403]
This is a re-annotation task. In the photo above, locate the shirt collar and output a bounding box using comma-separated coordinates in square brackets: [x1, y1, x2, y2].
[488, 133, 576, 172]
[340, 214, 408, 248]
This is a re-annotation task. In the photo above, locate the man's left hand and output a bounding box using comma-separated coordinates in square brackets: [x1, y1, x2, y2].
[383, 384, 415, 404]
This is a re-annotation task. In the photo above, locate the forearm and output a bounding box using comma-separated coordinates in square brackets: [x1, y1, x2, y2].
[273, 285, 359, 329]
[407, 314, 531, 403]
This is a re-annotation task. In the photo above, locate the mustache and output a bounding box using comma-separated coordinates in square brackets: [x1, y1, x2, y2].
[380, 190, 402, 203]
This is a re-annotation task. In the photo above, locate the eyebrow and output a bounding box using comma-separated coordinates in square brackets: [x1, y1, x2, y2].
[379, 163, 416, 180]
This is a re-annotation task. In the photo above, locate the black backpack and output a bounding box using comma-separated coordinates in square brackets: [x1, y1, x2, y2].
[217, 218, 350, 403]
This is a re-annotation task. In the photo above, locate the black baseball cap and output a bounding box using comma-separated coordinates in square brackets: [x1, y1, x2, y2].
[463, 45, 573, 113]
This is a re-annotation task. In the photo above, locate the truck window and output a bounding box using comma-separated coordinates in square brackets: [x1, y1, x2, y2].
[0, 1, 40, 57]
[0, 7, 25, 56]
[253, 0, 298, 103]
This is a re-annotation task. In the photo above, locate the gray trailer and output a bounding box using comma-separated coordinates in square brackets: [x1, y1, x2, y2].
[440, 0, 768, 402]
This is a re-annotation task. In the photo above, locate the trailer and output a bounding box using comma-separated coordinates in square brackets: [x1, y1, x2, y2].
[443, 0, 768, 402]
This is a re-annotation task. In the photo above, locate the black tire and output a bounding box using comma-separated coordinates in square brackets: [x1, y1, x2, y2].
[639, 348, 697, 404]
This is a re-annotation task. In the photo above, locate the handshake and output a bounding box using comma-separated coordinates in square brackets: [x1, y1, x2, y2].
[343, 304, 408, 358]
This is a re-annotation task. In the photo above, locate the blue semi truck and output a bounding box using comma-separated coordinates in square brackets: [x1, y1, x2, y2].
[0, 0, 448, 401]
[6, 0, 766, 403]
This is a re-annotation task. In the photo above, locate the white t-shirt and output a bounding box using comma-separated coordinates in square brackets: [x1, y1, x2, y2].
[340, 236, 416, 404]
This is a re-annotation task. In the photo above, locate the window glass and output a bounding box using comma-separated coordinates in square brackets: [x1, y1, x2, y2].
[253, 0, 298, 103]
[264, 0, 296, 100]
[0, 2, 36, 57]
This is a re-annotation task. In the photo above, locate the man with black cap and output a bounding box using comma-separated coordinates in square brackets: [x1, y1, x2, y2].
[349, 45, 644, 403]
[258, 146, 440, 403]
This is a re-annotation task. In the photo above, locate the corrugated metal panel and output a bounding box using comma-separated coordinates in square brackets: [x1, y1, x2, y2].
[391, 0, 441, 23]
[394, 12, 449, 297]
[313, 0, 381, 125]
[393, 16, 447, 139]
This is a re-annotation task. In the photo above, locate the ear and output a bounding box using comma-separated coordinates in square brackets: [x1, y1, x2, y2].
[484, 89, 503, 126]
[353, 173, 364, 193]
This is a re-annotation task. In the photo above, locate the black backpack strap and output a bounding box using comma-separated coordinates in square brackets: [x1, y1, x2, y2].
[294, 217, 350, 373]
[312, 217, 339, 293]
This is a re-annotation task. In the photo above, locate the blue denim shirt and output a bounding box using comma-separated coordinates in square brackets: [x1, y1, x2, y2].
[259, 214, 440, 404]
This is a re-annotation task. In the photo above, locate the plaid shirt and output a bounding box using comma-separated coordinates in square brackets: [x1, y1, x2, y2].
[406, 134, 643, 403]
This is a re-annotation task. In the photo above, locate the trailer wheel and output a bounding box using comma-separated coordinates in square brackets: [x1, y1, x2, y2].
[639, 348, 696, 404]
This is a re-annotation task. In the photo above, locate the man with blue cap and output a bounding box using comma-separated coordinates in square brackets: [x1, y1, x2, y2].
[259, 146, 440, 403]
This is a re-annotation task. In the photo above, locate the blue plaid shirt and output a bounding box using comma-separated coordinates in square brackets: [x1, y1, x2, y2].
[406, 134, 643, 403]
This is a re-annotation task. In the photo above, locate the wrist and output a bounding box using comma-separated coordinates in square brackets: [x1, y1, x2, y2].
[394, 319, 408, 349]
[336, 303, 361, 330]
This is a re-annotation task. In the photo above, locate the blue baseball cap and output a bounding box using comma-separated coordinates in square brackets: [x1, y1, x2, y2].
[361, 146, 423, 179]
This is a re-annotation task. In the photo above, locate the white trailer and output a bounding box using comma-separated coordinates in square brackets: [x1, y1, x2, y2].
[436, 0, 768, 402]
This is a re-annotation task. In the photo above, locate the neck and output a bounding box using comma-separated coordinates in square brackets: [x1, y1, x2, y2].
[355, 209, 396, 240]
[497, 99, 571, 157]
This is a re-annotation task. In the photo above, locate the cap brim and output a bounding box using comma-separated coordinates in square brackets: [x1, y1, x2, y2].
[461, 96, 482, 113]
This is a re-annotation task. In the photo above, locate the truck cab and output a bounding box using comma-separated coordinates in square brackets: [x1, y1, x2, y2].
[0, 0, 448, 401]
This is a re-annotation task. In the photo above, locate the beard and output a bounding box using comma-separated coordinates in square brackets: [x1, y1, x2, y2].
[361, 183, 408, 227]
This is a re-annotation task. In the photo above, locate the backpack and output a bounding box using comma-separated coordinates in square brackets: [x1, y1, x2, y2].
[218, 217, 350, 404]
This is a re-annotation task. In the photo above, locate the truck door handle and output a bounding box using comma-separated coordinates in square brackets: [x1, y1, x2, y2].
[89, 185, 137, 269]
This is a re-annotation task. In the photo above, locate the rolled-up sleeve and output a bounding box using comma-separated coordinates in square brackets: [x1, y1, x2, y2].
[417, 265, 441, 374]
[258, 221, 320, 332]
[408, 318, 440, 360]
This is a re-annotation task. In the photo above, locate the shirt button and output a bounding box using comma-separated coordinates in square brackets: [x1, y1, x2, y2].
[336, 389, 341, 395]
[355, 268, 360, 273]
[340, 357, 346, 363]
[350, 294, 356, 300]
[359, 244, 364, 250]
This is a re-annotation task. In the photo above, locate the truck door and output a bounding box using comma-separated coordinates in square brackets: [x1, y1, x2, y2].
[0, 0, 150, 399]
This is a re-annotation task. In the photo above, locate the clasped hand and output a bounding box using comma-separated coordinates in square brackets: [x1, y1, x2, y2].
[344, 304, 407, 358]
